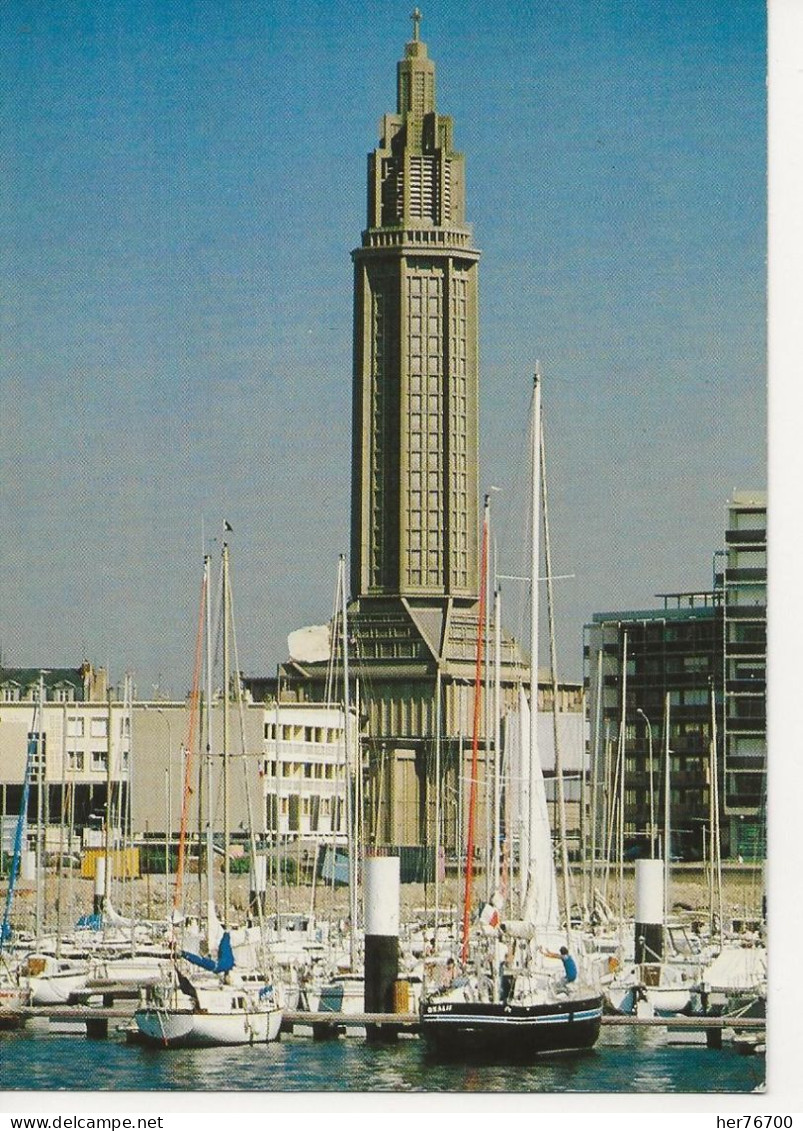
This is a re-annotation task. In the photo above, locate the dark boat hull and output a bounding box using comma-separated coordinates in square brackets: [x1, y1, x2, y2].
[420, 994, 603, 1058]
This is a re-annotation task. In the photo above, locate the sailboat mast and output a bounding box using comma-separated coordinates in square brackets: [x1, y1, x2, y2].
[483, 503, 493, 896]
[525, 370, 542, 914]
[617, 632, 628, 931]
[204, 554, 215, 913]
[339, 554, 358, 970]
[492, 585, 502, 896]
[434, 666, 442, 949]
[663, 690, 671, 951]
[709, 681, 724, 945]
[461, 497, 489, 964]
[104, 684, 113, 922]
[34, 674, 46, 940]
[588, 646, 604, 914]
[56, 700, 67, 955]
[222, 542, 231, 927]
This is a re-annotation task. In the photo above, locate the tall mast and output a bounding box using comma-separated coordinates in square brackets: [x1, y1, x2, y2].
[461, 496, 489, 964]
[663, 690, 671, 950]
[222, 541, 231, 928]
[524, 370, 542, 914]
[617, 632, 628, 932]
[484, 501, 493, 895]
[588, 645, 604, 913]
[34, 672, 46, 939]
[492, 584, 502, 896]
[433, 665, 442, 949]
[709, 682, 724, 946]
[337, 551, 359, 968]
[204, 554, 214, 912]
[104, 684, 113, 922]
[339, 554, 358, 969]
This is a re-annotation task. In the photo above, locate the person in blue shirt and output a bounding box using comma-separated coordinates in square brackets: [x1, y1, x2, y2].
[542, 945, 578, 984]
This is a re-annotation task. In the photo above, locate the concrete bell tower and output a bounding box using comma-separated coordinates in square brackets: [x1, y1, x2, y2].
[350, 9, 480, 601]
[282, 14, 527, 853]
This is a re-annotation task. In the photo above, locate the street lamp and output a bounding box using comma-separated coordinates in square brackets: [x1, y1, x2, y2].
[636, 708, 656, 859]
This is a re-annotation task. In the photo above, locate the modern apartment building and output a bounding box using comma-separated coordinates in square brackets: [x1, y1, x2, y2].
[583, 492, 766, 862]
[721, 491, 767, 856]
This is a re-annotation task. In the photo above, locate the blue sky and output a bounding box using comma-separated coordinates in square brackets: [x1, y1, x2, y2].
[0, 0, 767, 693]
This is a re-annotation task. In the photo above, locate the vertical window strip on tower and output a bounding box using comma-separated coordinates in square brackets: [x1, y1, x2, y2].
[441, 160, 451, 224]
[408, 155, 438, 223]
[449, 273, 469, 589]
[370, 288, 387, 587]
[405, 269, 443, 588]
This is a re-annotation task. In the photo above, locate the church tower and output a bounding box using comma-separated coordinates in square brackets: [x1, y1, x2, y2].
[350, 10, 480, 601]
[281, 15, 527, 853]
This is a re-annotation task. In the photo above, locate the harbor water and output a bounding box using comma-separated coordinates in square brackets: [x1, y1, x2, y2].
[0, 1024, 765, 1094]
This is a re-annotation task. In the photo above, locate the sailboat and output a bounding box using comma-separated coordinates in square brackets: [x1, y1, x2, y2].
[133, 929, 282, 1047]
[420, 372, 603, 1057]
[297, 555, 368, 1035]
[133, 541, 283, 1047]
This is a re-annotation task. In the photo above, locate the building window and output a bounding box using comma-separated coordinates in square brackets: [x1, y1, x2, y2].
[90, 718, 108, 739]
[91, 750, 108, 772]
[28, 733, 46, 769]
[67, 717, 85, 738]
[68, 750, 84, 772]
[1, 685, 20, 702]
[54, 686, 75, 703]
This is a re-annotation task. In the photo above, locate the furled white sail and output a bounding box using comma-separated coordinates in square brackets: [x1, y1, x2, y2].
[512, 686, 560, 932]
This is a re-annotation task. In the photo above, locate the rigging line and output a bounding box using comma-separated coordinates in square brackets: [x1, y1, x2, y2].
[494, 409, 534, 654]
[208, 554, 226, 679]
[540, 413, 574, 938]
[461, 497, 489, 966]
[324, 564, 342, 707]
[229, 578, 270, 966]
[173, 564, 207, 919]
[207, 558, 227, 834]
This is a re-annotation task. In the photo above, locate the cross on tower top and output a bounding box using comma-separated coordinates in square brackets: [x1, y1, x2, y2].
[411, 7, 422, 41]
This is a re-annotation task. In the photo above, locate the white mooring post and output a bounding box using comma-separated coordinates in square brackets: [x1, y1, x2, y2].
[364, 855, 401, 1041]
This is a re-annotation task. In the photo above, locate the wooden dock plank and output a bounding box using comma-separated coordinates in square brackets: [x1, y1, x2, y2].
[22, 1005, 765, 1032]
